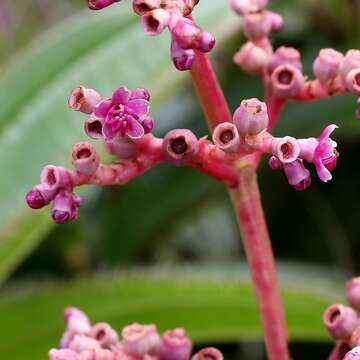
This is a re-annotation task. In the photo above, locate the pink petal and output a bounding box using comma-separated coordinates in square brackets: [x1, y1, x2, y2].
[317, 124, 338, 142]
[126, 119, 145, 139]
[103, 119, 121, 140]
[112, 87, 131, 104]
[315, 160, 332, 182]
[94, 99, 112, 119]
[126, 99, 150, 118]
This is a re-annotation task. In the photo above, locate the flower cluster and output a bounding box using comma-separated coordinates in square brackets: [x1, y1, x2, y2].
[87, 0, 215, 71]
[26, 84, 339, 224]
[49, 307, 223, 360]
[323, 277, 360, 360]
[229, 0, 360, 119]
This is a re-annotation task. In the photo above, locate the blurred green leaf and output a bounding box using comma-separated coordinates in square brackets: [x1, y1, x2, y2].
[0, 269, 342, 360]
[0, 1, 238, 285]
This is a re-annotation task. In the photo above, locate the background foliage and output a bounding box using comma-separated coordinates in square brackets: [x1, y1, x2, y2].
[0, 0, 359, 359]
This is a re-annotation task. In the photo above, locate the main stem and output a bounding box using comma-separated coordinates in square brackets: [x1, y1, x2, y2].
[190, 51, 290, 360]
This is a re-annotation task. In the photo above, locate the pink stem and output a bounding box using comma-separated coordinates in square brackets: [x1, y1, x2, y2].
[190, 51, 290, 360]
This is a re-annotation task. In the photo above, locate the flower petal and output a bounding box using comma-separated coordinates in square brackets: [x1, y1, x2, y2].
[112, 87, 131, 104]
[315, 160, 333, 182]
[126, 118, 145, 139]
[103, 119, 121, 140]
[94, 99, 112, 119]
[317, 124, 338, 142]
[126, 99, 150, 118]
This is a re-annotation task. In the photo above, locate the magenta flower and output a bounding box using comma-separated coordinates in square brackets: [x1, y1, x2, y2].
[298, 124, 338, 182]
[87, 0, 120, 10]
[51, 191, 83, 224]
[94, 87, 153, 141]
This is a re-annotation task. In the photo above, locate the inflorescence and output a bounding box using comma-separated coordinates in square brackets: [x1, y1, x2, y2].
[229, 0, 360, 120]
[323, 277, 360, 360]
[26, 85, 339, 224]
[49, 307, 223, 360]
[87, 0, 215, 71]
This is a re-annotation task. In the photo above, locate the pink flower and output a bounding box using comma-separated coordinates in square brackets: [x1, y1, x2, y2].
[228, 0, 268, 16]
[191, 347, 223, 360]
[345, 347, 360, 360]
[72, 142, 100, 176]
[51, 191, 83, 224]
[26, 184, 57, 209]
[158, 328, 193, 360]
[268, 46, 302, 74]
[87, 0, 120, 10]
[94, 87, 152, 141]
[270, 64, 305, 98]
[212, 122, 240, 153]
[162, 129, 199, 165]
[90, 323, 119, 348]
[298, 124, 338, 182]
[233, 98, 269, 135]
[141, 9, 171, 35]
[323, 304, 358, 340]
[69, 86, 102, 114]
[313, 48, 344, 82]
[233, 41, 271, 75]
[347, 278, 360, 311]
[283, 160, 311, 191]
[122, 323, 161, 357]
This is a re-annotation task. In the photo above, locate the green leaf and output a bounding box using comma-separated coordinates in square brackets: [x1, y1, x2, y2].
[0, 1, 238, 285]
[0, 268, 343, 360]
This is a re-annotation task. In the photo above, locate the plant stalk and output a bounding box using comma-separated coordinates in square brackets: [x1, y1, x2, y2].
[190, 51, 290, 360]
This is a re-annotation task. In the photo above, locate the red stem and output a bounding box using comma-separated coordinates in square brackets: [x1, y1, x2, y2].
[190, 51, 290, 360]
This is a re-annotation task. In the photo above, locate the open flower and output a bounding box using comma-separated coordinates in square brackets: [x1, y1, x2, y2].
[298, 124, 338, 182]
[94, 87, 152, 141]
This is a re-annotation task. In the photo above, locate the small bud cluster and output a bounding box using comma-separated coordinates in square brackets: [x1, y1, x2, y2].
[228, 0, 360, 119]
[324, 277, 360, 360]
[87, 0, 215, 71]
[49, 307, 223, 360]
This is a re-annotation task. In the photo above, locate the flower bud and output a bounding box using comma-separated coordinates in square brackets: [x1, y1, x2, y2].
[270, 64, 305, 98]
[272, 136, 300, 163]
[172, 18, 202, 49]
[244, 11, 273, 40]
[158, 328, 193, 360]
[323, 304, 358, 340]
[68, 86, 102, 114]
[228, 0, 268, 16]
[234, 41, 270, 74]
[347, 278, 360, 311]
[51, 191, 82, 224]
[122, 323, 161, 357]
[268, 11, 284, 32]
[283, 160, 311, 191]
[345, 346, 360, 360]
[268, 156, 283, 170]
[313, 48, 344, 82]
[90, 323, 119, 348]
[26, 184, 57, 209]
[133, 0, 161, 15]
[64, 307, 91, 333]
[345, 68, 360, 94]
[192, 347, 224, 360]
[163, 129, 199, 165]
[49, 349, 77, 360]
[84, 116, 104, 139]
[40, 165, 71, 192]
[141, 9, 171, 35]
[72, 142, 100, 176]
[213, 122, 240, 153]
[268, 46, 302, 74]
[194, 31, 216, 53]
[233, 98, 269, 136]
[340, 49, 360, 83]
[171, 39, 195, 71]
